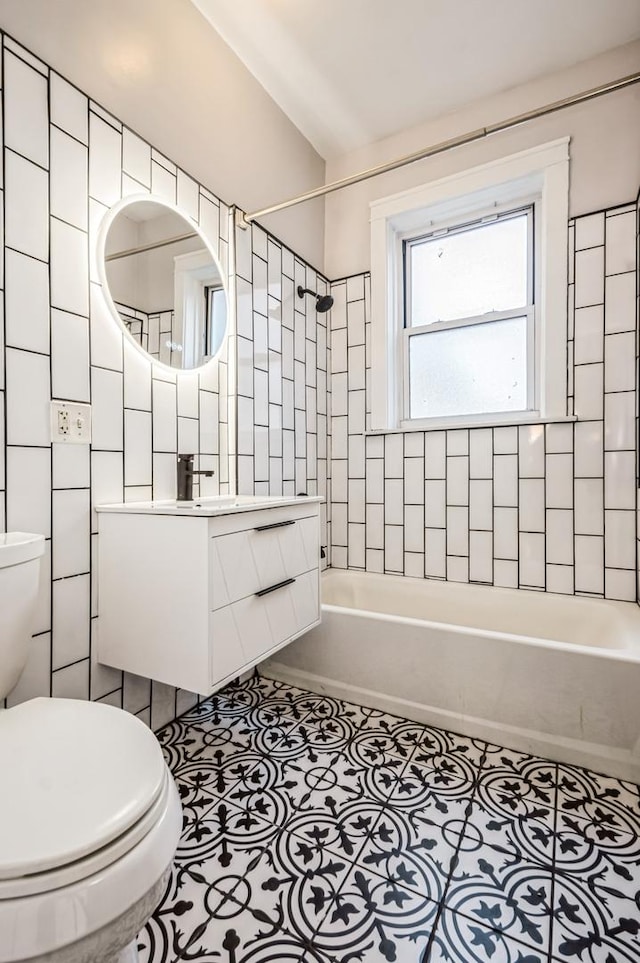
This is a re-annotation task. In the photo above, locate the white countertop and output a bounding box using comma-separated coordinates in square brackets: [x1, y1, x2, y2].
[96, 494, 324, 517]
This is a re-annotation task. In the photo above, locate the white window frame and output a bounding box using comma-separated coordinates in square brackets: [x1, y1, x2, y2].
[370, 138, 570, 431]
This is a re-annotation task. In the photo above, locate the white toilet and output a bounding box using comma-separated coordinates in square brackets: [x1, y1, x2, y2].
[0, 533, 183, 963]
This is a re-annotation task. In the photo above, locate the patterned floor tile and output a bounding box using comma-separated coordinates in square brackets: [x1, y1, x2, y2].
[388, 756, 478, 815]
[174, 749, 268, 803]
[315, 864, 438, 962]
[175, 776, 221, 829]
[407, 724, 487, 772]
[353, 804, 458, 902]
[218, 827, 352, 943]
[291, 691, 371, 726]
[161, 719, 286, 780]
[551, 871, 640, 962]
[444, 844, 553, 953]
[137, 860, 223, 963]
[246, 720, 346, 763]
[347, 726, 418, 767]
[462, 797, 556, 869]
[138, 858, 335, 962]
[284, 796, 389, 862]
[563, 768, 640, 818]
[279, 753, 369, 814]
[285, 717, 355, 753]
[475, 772, 556, 826]
[218, 753, 306, 830]
[557, 765, 640, 831]
[482, 744, 558, 779]
[553, 809, 640, 883]
[554, 804, 640, 858]
[247, 694, 312, 726]
[257, 684, 410, 733]
[143, 676, 640, 963]
[431, 908, 548, 963]
[178, 678, 284, 724]
[176, 796, 280, 864]
[331, 702, 426, 737]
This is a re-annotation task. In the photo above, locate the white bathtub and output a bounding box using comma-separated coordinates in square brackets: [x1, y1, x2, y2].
[264, 569, 640, 782]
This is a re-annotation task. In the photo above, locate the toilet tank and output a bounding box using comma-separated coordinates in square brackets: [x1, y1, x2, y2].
[0, 533, 45, 700]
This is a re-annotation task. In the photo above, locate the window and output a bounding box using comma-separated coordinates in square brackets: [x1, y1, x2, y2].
[404, 206, 533, 420]
[370, 139, 570, 431]
[205, 284, 227, 357]
[174, 250, 228, 367]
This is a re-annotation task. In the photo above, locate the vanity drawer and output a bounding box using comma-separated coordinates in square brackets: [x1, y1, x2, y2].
[209, 569, 319, 683]
[209, 513, 319, 609]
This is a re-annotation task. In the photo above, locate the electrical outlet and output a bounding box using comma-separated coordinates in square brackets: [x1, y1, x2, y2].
[57, 408, 70, 436]
[50, 402, 92, 444]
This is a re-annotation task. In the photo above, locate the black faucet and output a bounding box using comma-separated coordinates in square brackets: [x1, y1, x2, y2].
[177, 454, 215, 502]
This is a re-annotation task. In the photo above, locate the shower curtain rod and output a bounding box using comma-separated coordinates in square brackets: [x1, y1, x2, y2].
[104, 231, 198, 262]
[237, 70, 640, 228]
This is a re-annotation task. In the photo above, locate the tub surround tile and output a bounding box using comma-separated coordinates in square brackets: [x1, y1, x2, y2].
[143, 676, 640, 962]
[605, 270, 636, 334]
[329, 203, 638, 605]
[605, 209, 636, 275]
[575, 212, 605, 251]
[575, 245, 605, 308]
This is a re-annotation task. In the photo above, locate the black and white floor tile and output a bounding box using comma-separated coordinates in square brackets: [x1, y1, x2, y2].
[139, 674, 640, 963]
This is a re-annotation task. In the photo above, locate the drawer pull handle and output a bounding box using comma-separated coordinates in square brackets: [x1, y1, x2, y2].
[256, 577, 296, 597]
[254, 519, 296, 532]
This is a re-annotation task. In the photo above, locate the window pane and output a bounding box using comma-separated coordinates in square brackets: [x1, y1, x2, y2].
[409, 213, 529, 326]
[409, 317, 527, 419]
[207, 287, 227, 357]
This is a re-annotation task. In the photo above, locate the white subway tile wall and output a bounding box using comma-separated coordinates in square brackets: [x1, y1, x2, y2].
[329, 203, 638, 602]
[233, 221, 330, 523]
[0, 35, 329, 726]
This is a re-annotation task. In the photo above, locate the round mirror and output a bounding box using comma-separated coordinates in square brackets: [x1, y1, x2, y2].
[101, 197, 228, 370]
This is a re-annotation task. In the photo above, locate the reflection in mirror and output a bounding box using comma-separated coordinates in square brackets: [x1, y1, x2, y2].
[103, 199, 228, 370]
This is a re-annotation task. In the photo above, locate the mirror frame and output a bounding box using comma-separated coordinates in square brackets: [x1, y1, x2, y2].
[96, 193, 231, 374]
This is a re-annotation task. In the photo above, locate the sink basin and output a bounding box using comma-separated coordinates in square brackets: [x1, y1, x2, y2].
[179, 496, 249, 509]
[157, 495, 297, 510]
[96, 495, 322, 517]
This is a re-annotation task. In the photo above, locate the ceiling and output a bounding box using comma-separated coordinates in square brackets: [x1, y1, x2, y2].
[192, 0, 640, 159]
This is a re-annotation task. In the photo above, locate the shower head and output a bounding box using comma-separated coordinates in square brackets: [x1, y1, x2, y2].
[297, 285, 334, 313]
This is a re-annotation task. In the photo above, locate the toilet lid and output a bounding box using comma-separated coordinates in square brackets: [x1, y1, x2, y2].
[0, 698, 167, 879]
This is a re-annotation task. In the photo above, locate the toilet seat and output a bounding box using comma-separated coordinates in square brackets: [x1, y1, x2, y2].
[0, 769, 173, 899]
[0, 698, 167, 897]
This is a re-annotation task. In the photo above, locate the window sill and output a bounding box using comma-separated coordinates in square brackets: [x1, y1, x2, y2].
[366, 412, 577, 435]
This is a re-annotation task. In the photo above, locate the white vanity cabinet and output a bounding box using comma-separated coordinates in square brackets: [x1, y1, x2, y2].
[97, 498, 321, 694]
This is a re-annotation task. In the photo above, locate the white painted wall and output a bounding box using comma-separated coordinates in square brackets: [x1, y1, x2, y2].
[0, 0, 326, 269]
[324, 41, 640, 278]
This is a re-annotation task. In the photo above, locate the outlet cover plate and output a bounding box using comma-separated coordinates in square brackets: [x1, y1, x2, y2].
[50, 401, 92, 444]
